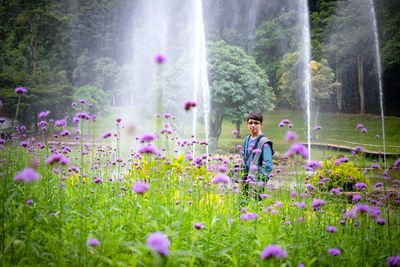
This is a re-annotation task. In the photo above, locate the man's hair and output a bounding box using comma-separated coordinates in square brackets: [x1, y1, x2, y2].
[247, 112, 263, 123]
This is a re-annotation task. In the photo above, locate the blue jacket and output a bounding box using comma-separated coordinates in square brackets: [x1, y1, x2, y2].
[242, 134, 274, 182]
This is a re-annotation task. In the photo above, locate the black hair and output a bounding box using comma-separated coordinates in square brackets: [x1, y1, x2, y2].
[247, 112, 263, 123]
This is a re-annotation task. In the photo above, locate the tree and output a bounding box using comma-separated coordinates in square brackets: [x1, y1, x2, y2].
[323, 0, 375, 114]
[207, 40, 275, 141]
[311, 59, 340, 117]
[250, 10, 300, 101]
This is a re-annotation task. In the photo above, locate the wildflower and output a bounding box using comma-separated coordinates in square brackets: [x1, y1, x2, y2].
[138, 144, 160, 155]
[278, 122, 285, 127]
[88, 238, 100, 247]
[102, 132, 112, 139]
[116, 117, 122, 123]
[39, 111, 48, 118]
[328, 248, 341, 256]
[260, 245, 288, 259]
[395, 159, 400, 167]
[60, 130, 71, 136]
[15, 87, 28, 94]
[369, 206, 382, 218]
[147, 232, 170, 256]
[285, 221, 291, 225]
[287, 143, 309, 159]
[285, 131, 298, 141]
[314, 125, 322, 130]
[55, 119, 67, 127]
[139, 133, 157, 143]
[132, 182, 149, 194]
[355, 183, 367, 190]
[46, 154, 70, 165]
[361, 128, 367, 133]
[211, 173, 230, 186]
[371, 164, 380, 169]
[241, 212, 259, 221]
[184, 100, 197, 112]
[387, 255, 400, 267]
[375, 134, 380, 138]
[228, 219, 233, 223]
[356, 124, 363, 130]
[26, 200, 33, 205]
[155, 54, 166, 64]
[355, 203, 370, 214]
[14, 168, 39, 183]
[326, 226, 338, 233]
[330, 188, 342, 195]
[288, 124, 294, 128]
[73, 117, 80, 124]
[76, 112, 90, 120]
[376, 218, 387, 225]
[193, 223, 204, 229]
[374, 182, 383, 187]
[307, 160, 322, 170]
[352, 195, 362, 203]
[0, 100, 2, 107]
[334, 157, 349, 165]
[232, 130, 239, 135]
[282, 119, 290, 124]
[311, 199, 325, 211]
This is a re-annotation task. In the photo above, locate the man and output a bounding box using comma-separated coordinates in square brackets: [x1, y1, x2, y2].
[242, 112, 274, 198]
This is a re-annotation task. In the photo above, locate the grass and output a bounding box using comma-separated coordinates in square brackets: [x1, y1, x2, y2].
[1, 106, 400, 266]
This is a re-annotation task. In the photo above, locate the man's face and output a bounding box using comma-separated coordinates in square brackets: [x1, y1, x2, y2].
[247, 119, 263, 134]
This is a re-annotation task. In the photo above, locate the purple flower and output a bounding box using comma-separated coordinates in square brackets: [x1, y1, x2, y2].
[147, 232, 170, 256]
[287, 143, 309, 159]
[116, 117, 122, 123]
[285, 131, 298, 141]
[26, 200, 33, 205]
[311, 199, 326, 211]
[184, 100, 197, 112]
[356, 124, 363, 130]
[370, 164, 380, 169]
[155, 54, 166, 64]
[355, 182, 367, 190]
[374, 182, 383, 187]
[232, 130, 239, 135]
[60, 130, 71, 137]
[38, 111, 48, 118]
[355, 203, 370, 214]
[46, 154, 70, 165]
[282, 119, 290, 124]
[330, 188, 342, 195]
[352, 195, 362, 203]
[241, 212, 259, 221]
[314, 125, 322, 130]
[102, 132, 112, 139]
[228, 219, 234, 223]
[376, 218, 387, 225]
[139, 133, 157, 143]
[334, 157, 349, 165]
[375, 134, 380, 138]
[307, 160, 322, 170]
[260, 245, 288, 259]
[288, 123, 294, 128]
[193, 223, 204, 229]
[387, 255, 400, 267]
[76, 112, 90, 120]
[15, 87, 28, 94]
[88, 238, 100, 247]
[55, 119, 67, 127]
[138, 144, 160, 155]
[278, 122, 285, 127]
[0, 100, 2, 107]
[14, 168, 40, 183]
[211, 173, 231, 184]
[326, 226, 338, 233]
[132, 182, 149, 194]
[361, 128, 367, 133]
[328, 248, 341, 256]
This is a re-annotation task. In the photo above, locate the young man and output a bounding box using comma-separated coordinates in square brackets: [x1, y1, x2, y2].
[242, 112, 274, 197]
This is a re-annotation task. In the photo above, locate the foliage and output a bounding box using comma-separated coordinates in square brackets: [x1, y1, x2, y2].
[311, 58, 340, 107]
[250, 11, 300, 94]
[74, 85, 109, 115]
[311, 158, 369, 191]
[207, 40, 275, 140]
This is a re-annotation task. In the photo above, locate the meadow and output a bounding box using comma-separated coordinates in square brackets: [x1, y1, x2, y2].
[1, 99, 400, 266]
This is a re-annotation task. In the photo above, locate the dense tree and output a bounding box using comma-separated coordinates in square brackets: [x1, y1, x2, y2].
[207, 40, 275, 140]
[250, 11, 300, 101]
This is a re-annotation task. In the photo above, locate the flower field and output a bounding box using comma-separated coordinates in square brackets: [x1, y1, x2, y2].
[1, 96, 400, 266]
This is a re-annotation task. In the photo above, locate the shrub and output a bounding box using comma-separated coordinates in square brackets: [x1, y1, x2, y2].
[311, 158, 369, 191]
